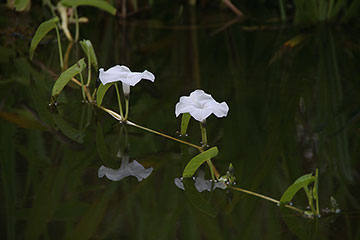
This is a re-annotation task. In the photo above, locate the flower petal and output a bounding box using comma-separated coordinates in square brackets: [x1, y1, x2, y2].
[212, 102, 229, 118]
[141, 70, 155, 82]
[174, 178, 185, 190]
[98, 165, 130, 181]
[189, 108, 213, 122]
[122, 83, 131, 95]
[121, 73, 142, 86]
[119, 65, 131, 72]
[99, 65, 124, 85]
[99, 65, 155, 87]
[189, 89, 206, 100]
[128, 160, 153, 181]
[121, 71, 155, 86]
[204, 101, 229, 118]
[175, 102, 196, 117]
[175, 89, 229, 122]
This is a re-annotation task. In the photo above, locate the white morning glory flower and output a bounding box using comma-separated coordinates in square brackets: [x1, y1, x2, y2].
[174, 171, 226, 192]
[99, 65, 155, 95]
[175, 89, 229, 122]
[98, 155, 153, 182]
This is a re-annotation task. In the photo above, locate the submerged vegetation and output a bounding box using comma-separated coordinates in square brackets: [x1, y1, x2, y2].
[1, 0, 359, 239]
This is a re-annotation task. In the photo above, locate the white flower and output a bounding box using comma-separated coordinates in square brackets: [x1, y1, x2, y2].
[98, 155, 153, 181]
[175, 89, 229, 122]
[174, 171, 226, 192]
[99, 65, 155, 95]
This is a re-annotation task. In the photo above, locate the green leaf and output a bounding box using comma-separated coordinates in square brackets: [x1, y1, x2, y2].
[79, 39, 98, 71]
[183, 179, 217, 217]
[96, 83, 113, 106]
[52, 58, 86, 97]
[14, 0, 30, 11]
[180, 113, 191, 135]
[29, 17, 59, 60]
[313, 168, 319, 201]
[60, 0, 116, 15]
[182, 147, 218, 178]
[280, 173, 315, 204]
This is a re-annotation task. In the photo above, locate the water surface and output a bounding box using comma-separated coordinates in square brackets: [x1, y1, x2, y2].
[1, 7, 360, 240]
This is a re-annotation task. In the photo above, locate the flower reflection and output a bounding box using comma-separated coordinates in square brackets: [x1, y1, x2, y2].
[175, 89, 229, 122]
[98, 65, 155, 95]
[174, 171, 226, 192]
[98, 155, 153, 181]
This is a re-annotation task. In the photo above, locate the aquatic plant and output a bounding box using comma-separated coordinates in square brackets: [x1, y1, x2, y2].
[28, 0, 116, 71]
[27, 6, 341, 220]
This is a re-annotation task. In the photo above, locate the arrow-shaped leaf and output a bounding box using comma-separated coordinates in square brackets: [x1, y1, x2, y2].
[96, 83, 113, 106]
[30, 17, 59, 59]
[182, 147, 218, 178]
[280, 173, 315, 204]
[79, 39, 98, 71]
[52, 58, 86, 97]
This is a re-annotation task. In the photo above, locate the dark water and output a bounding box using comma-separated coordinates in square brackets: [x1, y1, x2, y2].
[1, 7, 360, 240]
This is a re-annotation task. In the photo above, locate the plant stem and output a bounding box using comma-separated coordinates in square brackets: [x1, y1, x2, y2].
[54, 26, 64, 70]
[304, 186, 316, 214]
[71, 77, 92, 102]
[97, 105, 122, 121]
[231, 186, 304, 215]
[44, 0, 57, 18]
[206, 159, 216, 181]
[79, 72, 85, 100]
[74, 7, 79, 42]
[58, 76, 310, 218]
[126, 120, 203, 151]
[199, 121, 220, 179]
[315, 168, 320, 215]
[94, 105, 202, 151]
[63, 42, 74, 70]
[114, 83, 124, 119]
[124, 95, 129, 121]
[86, 48, 91, 86]
[200, 121, 207, 148]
